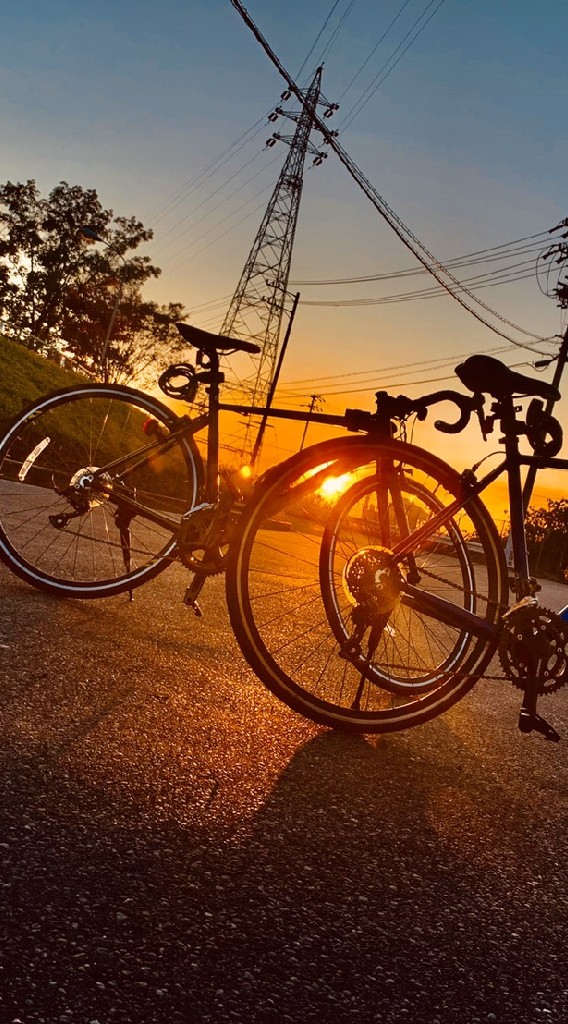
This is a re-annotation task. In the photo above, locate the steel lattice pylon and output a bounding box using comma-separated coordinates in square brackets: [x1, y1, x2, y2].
[220, 66, 333, 454]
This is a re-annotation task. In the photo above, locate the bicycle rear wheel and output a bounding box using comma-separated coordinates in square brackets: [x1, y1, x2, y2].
[0, 384, 202, 597]
[226, 436, 507, 733]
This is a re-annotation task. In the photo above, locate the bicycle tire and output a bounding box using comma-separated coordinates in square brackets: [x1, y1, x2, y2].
[0, 383, 203, 598]
[226, 435, 507, 733]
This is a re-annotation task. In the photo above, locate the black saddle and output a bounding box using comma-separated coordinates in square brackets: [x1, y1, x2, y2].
[176, 322, 261, 356]
[455, 355, 560, 401]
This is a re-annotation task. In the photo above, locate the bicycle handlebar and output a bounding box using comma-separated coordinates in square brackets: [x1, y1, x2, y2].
[370, 389, 481, 435]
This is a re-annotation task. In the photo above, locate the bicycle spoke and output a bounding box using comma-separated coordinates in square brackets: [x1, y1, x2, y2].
[228, 436, 504, 732]
[0, 386, 199, 595]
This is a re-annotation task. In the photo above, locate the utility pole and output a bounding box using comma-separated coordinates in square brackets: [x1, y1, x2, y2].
[250, 290, 300, 466]
[299, 393, 324, 451]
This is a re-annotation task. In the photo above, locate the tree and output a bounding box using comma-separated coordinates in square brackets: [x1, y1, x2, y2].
[525, 498, 568, 580]
[0, 179, 186, 383]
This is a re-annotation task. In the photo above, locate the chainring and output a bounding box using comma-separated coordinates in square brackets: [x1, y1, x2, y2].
[498, 604, 568, 695]
[178, 506, 235, 575]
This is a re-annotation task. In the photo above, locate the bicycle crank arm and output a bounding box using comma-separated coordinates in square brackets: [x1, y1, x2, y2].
[518, 655, 561, 741]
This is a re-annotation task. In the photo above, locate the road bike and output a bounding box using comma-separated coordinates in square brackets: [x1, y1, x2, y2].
[1, 321, 568, 739]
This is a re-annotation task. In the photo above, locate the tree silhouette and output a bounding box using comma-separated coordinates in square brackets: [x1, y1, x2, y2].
[525, 498, 568, 580]
[0, 179, 185, 384]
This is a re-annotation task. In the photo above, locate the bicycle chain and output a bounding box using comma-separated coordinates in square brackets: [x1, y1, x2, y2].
[413, 564, 508, 681]
[420, 568, 568, 688]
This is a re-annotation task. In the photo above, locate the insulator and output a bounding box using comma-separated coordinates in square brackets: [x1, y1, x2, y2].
[313, 156, 323, 167]
[266, 138, 276, 147]
[268, 111, 278, 122]
[280, 90, 291, 100]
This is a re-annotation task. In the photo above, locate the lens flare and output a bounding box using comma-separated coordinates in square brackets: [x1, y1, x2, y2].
[318, 473, 353, 501]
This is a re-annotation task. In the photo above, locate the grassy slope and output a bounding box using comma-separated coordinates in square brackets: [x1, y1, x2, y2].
[0, 334, 87, 434]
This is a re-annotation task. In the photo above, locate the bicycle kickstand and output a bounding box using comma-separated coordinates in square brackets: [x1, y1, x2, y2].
[518, 657, 561, 742]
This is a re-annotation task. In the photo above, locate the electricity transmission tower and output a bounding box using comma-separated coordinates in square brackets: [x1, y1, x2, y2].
[220, 65, 337, 454]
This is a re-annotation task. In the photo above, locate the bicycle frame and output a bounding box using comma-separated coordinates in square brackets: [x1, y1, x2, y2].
[102, 363, 567, 624]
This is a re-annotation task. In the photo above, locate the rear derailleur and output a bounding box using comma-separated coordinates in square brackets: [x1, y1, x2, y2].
[338, 547, 401, 708]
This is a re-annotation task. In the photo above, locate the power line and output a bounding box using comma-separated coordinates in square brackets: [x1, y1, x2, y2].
[290, 231, 554, 286]
[152, 149, 282, 260]
[318, 0, 358, 64]
[184, 233, 559, 332]
[160, 184, 276, 270]
[230, 0, 554, 353]
[338, 0, 414, 102]
[279, 356, 533, 399]
[298, 259, 543, 307]
[295, 0, 343, 79]
[152, 148, 271, 252]
[339, 0, 449, 133]
[277, 344, 515, 389]
[150, 0, 359, 237]
[147, 113, 269, 226]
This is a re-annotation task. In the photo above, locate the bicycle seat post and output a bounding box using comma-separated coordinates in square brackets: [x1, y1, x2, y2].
[198, 347, 224, 505]
[497, 394, 531, 588]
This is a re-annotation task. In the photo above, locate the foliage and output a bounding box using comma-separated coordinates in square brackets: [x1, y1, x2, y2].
[0, 332, 85, 435]
[0, 179, 186, 384]
[525, 499, 568, 543]
[526, 498, 568, 580]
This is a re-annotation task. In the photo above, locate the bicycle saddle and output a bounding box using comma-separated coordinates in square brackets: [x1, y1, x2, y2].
[175, 322, 261, 355]
[455, 355, 560, 401]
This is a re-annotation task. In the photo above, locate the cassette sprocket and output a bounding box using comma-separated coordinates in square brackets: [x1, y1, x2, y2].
[498, 604, 568, 695]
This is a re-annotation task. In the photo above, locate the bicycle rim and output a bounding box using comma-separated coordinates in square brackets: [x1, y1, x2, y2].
[227, 436, 506, 733]
[0, 384, 202, 597]
[320, 473, 478, 693]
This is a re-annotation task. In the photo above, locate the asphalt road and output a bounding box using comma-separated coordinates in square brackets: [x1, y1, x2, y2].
[1, 562, 568, 1024]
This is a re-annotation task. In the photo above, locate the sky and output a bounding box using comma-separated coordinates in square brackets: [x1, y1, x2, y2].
[2, 0, 568, 507]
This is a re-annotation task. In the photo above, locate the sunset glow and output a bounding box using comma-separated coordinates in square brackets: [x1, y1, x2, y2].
[318, 473, 354, 501]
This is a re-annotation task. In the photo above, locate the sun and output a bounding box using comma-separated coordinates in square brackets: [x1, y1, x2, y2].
[318, 473, 353, 502]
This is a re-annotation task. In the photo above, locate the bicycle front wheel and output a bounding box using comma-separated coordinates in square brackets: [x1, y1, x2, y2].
[226, 436, 507, 733]
[0, 384, 202, 597]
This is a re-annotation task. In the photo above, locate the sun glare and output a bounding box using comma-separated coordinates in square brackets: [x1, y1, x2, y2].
[318, 473, 353, 501]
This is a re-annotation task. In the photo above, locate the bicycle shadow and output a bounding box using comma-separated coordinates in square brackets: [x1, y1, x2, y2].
[181, 721, 556, 1023]
[1, 703, 562, 1024]
[2, 560, 564, 1022]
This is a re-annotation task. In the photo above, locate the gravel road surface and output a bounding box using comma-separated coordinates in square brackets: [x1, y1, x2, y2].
[1, 563, 568, 1024]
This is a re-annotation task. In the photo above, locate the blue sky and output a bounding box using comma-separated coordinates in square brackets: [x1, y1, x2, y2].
[2, 0, 568, 479]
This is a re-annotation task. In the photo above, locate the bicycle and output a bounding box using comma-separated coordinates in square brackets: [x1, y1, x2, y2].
[1, 321, 568, 739]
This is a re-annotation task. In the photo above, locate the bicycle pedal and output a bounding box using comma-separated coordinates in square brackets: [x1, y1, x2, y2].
[518, 709, 560, 742]
[183, 592, 203, 618]
[182, 502, 215, 520]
